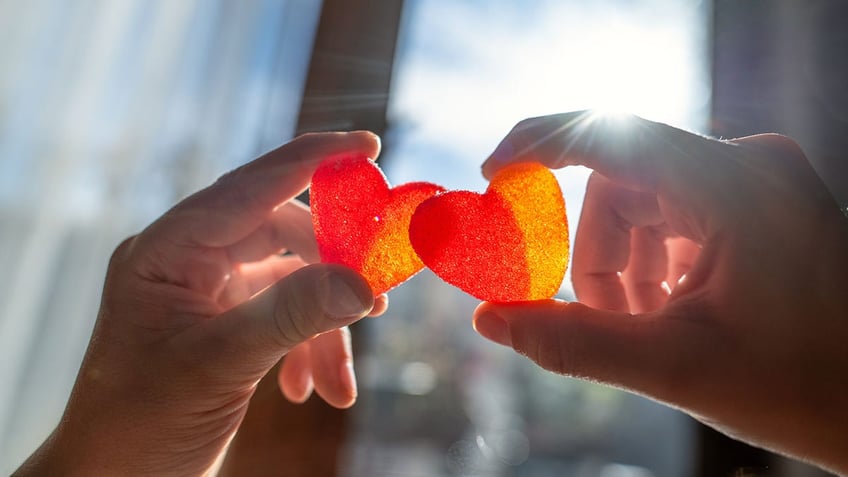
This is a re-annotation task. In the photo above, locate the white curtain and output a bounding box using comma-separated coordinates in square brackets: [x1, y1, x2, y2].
[0, 0, 322, 470]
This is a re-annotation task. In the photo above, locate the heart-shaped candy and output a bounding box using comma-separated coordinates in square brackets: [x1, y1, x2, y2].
[311, 154, 444, 295]
[409, 162, 569, 302]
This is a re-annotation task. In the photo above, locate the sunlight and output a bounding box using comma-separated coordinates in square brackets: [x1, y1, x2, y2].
[388, 2, 709, 193]
[521, 22, 698, 124]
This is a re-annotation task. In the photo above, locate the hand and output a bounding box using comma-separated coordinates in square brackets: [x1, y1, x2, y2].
[473, 112, 848, 474]
[16, 131, 387, 476]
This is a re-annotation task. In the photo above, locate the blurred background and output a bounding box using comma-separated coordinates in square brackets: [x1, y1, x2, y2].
[0, 0, 845, 475]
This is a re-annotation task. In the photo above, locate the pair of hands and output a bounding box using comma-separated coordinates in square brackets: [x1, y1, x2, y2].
[18, 113, 848, 475]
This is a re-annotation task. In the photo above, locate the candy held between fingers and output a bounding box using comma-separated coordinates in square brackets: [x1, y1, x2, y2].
[409, 162, 569, 302]
[311, 154, 445, 295]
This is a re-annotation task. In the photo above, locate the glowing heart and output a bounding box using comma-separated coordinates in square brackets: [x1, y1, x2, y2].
[409, 162, 569, 302]
[311, 154, 444, 295]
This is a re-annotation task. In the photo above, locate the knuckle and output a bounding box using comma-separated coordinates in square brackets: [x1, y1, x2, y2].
[108, 235, 138, 270]
[550, 327, 585, 376]
[229, 177, 259, 208]
[513, 324, 582, 376]
[511, 117, 538, 134]
[288, 133, 317, 151]
[213, 168, 262, 211]
[273, 285, 320, 348]
[215, 164, 248, 187]
[734, 134, 810, 176]
[112, 235, 137, 258]
[507, 118, 542, 147]
[743, 133, 804, 157]
[768, 134, 803, 155]
[728, 134, 830, 220]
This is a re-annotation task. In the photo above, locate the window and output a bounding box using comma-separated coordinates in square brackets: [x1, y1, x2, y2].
[343, 1, 710, 475]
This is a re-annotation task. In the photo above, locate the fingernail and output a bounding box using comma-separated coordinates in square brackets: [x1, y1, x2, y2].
[323, 272, 371, 319]
[369, 131, 382, 151]
[474, 311, 512, 347]
[489, 139, 515, 163]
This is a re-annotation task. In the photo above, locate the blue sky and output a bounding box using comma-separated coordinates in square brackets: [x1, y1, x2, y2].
[382, 0, 710, 295]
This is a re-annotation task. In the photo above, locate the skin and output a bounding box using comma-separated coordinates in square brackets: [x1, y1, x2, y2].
[15, 116, 847, 475]
[473, 111, 848, 475]
[15, 131, 387, 476]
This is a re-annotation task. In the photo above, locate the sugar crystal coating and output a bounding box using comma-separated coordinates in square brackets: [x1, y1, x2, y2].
[409, 162, 569, 302]
[311, 154, 444, 295]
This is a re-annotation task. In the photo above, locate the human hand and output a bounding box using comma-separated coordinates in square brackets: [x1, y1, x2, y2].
[15, 131, 387, 476]
[473, 112, 848, 474]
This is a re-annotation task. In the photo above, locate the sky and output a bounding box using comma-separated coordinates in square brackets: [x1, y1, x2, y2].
[382, 0, 710, 295]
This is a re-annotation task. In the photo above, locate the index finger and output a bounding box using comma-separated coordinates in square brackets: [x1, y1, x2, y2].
[151, 131, 381, 248]
[482, 111, 734, 200]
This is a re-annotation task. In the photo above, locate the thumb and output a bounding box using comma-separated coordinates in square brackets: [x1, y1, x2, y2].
[482, 111, 729, 209]
[472, 300, 706, 403]
[193, 264, 374, 377]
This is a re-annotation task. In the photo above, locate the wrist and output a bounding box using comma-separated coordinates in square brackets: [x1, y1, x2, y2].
[14, 389, 149, 475]
[12, 424, 100, 477]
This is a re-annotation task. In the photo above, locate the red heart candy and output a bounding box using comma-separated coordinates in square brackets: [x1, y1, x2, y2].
[311, 154, 444, 295]
[409, 162, 569, 302]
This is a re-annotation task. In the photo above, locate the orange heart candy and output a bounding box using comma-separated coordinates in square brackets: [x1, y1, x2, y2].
[311, 154, 445, 295]
[409, 162, 569, 302]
